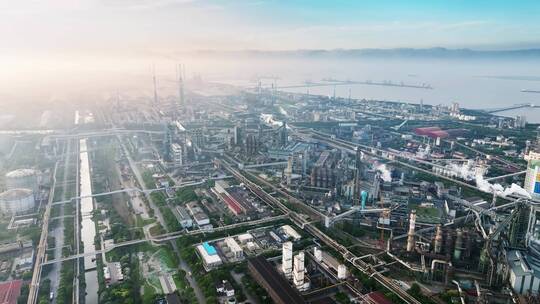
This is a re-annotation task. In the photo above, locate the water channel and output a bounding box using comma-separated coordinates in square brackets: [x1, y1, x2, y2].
[79, 139, 99, 304]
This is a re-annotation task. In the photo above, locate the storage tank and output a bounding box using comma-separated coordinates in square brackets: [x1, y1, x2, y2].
[5, 169, 39, 194]
[0, 188, 35, 215]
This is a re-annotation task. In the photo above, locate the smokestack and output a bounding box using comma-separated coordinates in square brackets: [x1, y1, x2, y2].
[285, 156, 293, 185]
[407, 210, 417, 252]
[434, 225, 443, 254]
[177, 63, 184, 112]
[313, 247, 322, 262]
[152, 65, 158, 106]
[454, 229, 463, 260]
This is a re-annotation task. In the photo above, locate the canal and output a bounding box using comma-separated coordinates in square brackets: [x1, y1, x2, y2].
[79, 139, 99, 304]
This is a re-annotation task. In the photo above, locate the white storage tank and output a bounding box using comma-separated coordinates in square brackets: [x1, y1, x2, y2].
[0, 188, 35, 216]
[5, 169, 39, 194]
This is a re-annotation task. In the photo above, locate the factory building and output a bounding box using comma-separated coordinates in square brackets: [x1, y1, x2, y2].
[310, 166, 335, 188]
[504, 203, 540, 295]
[507, 250, 540, 295]
[0, 280, 22, 304]
[196, 242, 222, 270]
[224, 237, 243, 261]
[0, 189, 35, 216]
[247, 256, 306, 304]
[220, 193, 244, 215]
[5, 169, 39, 194]
[281, 225, 301, 241]
[213, 181, 250, 216]
[176, 206, 193, 228]
[524, 151, 540, 199]
[245, 134, 259, 156]
[313, 247, 348, 280]
[186, 202, 210, 227]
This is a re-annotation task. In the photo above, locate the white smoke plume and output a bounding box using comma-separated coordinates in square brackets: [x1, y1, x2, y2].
[448, 163, 477, 181]
[475, 175, 531, 199]
[376, 164, 392, 182]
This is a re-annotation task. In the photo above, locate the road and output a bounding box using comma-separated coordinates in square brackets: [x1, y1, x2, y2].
[46, 139, 73, 304]
[28, 162, 59, 304]
[41, 214, 288, 265]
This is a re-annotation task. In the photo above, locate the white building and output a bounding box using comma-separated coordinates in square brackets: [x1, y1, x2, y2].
[281, 225, 301, 241]
[293, 251, 310, 291]
[171, 143, 183, 166]
[282, 241, 293, 278]
[197, 242, 222, 270]
[238, 233, 253, 244]
[225, 237, 243, 260]
[524, 151, 540, 199]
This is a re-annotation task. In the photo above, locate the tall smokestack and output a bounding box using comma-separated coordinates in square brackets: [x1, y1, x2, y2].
[177, 63, 184, 110]
[152, 65, 158, 106]
[406, 210, 417, 252]
[434, 225, 443, 254]
[454, 229, 463, 260]
[285, 156, 293, 185]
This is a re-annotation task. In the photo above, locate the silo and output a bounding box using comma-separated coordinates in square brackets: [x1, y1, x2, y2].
[5, 169, 39, 194]
[0, 188, 35, 215]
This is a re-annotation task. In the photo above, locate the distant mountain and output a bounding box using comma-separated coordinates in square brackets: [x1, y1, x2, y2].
[192, 47, 540, 59]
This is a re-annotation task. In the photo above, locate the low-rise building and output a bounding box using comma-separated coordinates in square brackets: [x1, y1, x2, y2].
[216, 280, 235, 298]
[176, 206, 193, 228]
[186, 202, 210, 226]
[225, 237, 243, 260]
[281, 225, 301, 241]
[197, 242, 222, 270]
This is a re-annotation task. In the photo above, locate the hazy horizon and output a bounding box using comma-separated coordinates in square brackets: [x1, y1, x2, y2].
[2, 1, 540, 123]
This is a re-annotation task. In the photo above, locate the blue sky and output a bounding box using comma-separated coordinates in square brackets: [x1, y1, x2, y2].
[1, 0, 540, 53]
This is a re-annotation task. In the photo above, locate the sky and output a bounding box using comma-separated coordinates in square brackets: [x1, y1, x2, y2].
[2, 0, 540, 56]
